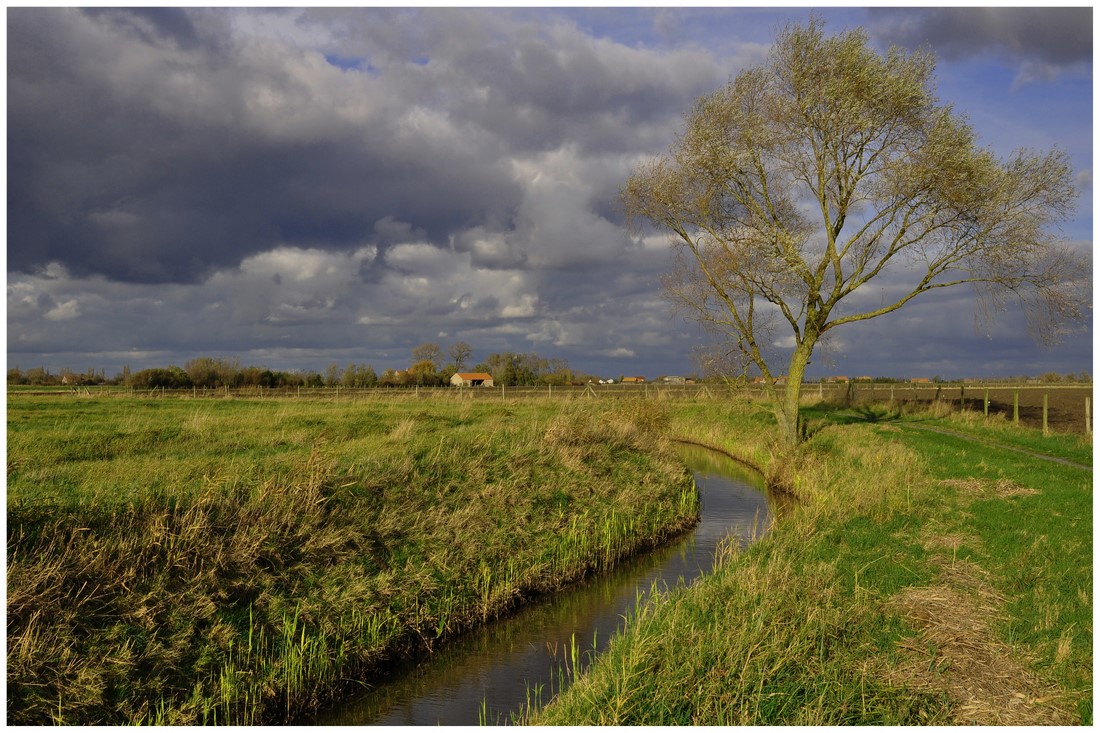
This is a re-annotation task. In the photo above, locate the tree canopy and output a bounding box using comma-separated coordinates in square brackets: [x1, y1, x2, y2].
[624, 18, 1088, 445]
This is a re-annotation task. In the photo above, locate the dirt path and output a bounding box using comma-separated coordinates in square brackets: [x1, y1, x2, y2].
[900, 424, 1092, 471]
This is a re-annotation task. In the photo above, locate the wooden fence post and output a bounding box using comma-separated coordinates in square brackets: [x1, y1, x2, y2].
[1042, 393, 1049, 435]
[984, 388, 989, 417]
[1086, 396, 1092, 436]
[1013, 389, 1019, 424]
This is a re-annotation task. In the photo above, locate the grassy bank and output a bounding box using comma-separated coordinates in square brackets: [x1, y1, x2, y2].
[6, 394, 696, 725]
[533, 399, 1092, 725]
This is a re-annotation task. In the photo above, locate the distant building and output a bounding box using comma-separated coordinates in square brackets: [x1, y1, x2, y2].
[660, 376, 686, 384]
[855, 376, 873, 382]
[824, 376, 849, 383]
[910, 377, 931, 384]
[621, 376, 646, 383]
[450, 372, 494, 387]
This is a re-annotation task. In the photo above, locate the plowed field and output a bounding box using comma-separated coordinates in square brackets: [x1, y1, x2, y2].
[840, 384, 1093, 434]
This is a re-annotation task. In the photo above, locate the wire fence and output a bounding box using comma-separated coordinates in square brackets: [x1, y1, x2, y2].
[11, 381, 1094, 434]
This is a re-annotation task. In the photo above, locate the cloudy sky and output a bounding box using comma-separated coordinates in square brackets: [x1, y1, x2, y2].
[6, 6, 1094, 380]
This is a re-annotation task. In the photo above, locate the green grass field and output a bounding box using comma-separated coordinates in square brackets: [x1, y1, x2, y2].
[533, 399, 1092, 725]
[7, 393, 696, 725]
[7, 392, 1091, 725]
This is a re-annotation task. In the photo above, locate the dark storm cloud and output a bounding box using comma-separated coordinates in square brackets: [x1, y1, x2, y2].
[83, 7, 201, 50]
[8, 7, 720, 286]
[869, 7, 1092, 66]
[7, 7, 1091, 380]
[8, 9, 521, 283]
[310, 7, 723, 155]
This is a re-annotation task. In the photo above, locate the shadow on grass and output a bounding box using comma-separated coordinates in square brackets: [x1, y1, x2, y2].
[800, 404, 901, 434]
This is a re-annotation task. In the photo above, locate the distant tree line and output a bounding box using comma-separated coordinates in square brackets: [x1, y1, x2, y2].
[6, 344, 606, 389]
[8, 344, 1091, 389]
[7, 360, 328, 389]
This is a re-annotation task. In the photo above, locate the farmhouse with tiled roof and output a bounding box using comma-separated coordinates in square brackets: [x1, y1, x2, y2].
[450, 372, 494, 387]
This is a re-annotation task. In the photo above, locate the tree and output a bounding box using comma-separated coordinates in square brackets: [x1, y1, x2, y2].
[624, 18, 1087, 447]
[323, 363, 340, 387]
[483, 351, 544, 386]
[411, 342, 443, 371]
[128, 366, 191, 389]
[449, 341, 473, 371]
[407, 359, 441, 386]
[379, 368, 400, 387]
[341, 363, 360, 388]
[185, 357, 237, 388]
[361, 364, 378, 388]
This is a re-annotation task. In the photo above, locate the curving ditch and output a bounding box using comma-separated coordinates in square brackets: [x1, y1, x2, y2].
[304, 443, 779, 725]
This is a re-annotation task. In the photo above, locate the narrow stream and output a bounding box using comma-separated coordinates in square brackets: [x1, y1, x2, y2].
[306, 443, 776, 726]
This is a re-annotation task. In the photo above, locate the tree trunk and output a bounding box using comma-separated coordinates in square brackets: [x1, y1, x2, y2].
[775, 342, 813, 447]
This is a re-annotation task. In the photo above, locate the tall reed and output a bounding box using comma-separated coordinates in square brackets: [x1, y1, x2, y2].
[7, 395, 696, 725]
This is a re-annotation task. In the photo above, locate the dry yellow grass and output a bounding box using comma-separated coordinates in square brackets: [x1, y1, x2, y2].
[7, 397, 697, 725]
[887, 555, 1075, 725]
[940, 477, 1040, 498]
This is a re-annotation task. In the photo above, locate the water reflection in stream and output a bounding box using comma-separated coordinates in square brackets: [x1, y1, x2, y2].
[306, 444, 774, 726]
